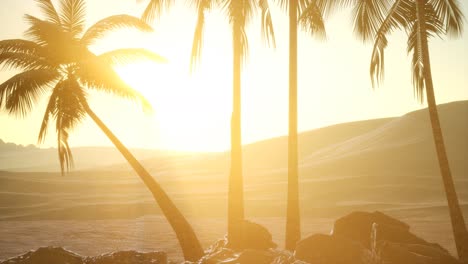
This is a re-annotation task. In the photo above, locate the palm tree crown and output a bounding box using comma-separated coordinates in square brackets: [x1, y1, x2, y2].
[307, 0, 467, 260]
[0, 0, 163, 174]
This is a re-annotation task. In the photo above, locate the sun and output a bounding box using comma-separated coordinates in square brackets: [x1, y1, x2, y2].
[114, 57, 232, 152]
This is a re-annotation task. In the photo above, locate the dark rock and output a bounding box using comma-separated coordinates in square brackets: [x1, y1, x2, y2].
[375, 241, 462, 264]
[239, 220, 276, 250]
[84, 250, 167, 264]
[333, 211, 445, 251]
[235, 249, 276, 264]
[294, 234, 373, 264]
[0, 247, 83, 264]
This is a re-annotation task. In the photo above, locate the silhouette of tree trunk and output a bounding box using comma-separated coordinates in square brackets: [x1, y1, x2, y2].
[84, 103, 204, 262]
[285, 0, 301, 251]
[416, 0, 468, 261]
[227, 21, 244, 249]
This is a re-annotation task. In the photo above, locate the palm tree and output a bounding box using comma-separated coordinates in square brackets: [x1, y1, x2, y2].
[309, 0, 467, 260]
[139, 0, 276, 249]
[273, 0, 326, 250]
[0, 0, 203, 261]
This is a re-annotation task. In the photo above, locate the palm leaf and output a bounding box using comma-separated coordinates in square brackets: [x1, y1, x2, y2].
[35, 0, 62, 25]
[98, 48, 167, 66]
[141, 0, 174, 23]
[224, 0, 254, 64]
[429, 0, 464, 36]
[370, 0, 413, 87]
[259, 0, 276, 47]
[59, 0, 86, 37]
[48, 78, 87, 175]
[81, 15, 154, 46]
[407, 0, 444, 102]
[190, 0, 212, 71]
[0, 52, 52, 71]
[0, 39, 43, 55]
[0, 69, 59, 117]
[352, 0, 392, 42]
[76, 55, 152, 112]
[299, 0, 327, 40]
[24, 15, 68, 46]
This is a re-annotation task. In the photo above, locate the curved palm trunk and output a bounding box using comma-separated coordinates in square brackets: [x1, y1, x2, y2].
[416, 0, 468, 261]
[84, 104, 204, 262]
[285, 0, 301, 251]
[227, 23, 244, 249]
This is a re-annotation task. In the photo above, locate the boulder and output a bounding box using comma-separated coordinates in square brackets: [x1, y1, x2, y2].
[0, 247, 83, 264]
[334, 211, 445, 251]
[238, 220, 276, 250]
[294, 234, 373, 264]
[375, 241, 462, 264]
[84, 250, 167, 264]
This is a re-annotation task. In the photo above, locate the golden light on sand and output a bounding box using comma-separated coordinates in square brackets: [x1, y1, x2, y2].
[115, 56, 232, 152]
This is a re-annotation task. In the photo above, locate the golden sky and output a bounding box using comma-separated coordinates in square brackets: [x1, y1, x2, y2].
[0, 0, 467, 151]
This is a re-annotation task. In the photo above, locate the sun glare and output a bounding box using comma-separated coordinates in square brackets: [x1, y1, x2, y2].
[115, 56, 232, 152]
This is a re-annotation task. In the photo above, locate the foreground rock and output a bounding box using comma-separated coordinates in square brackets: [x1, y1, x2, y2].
[1, 212, 462, 264]
[295, 234, 373, 264]
[0, 247, 167, 264]
[0, 247, 83, 264]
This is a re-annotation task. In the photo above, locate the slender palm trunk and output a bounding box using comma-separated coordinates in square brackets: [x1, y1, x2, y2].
[416, 0, 468, 261]
[285, 0, 301, 251]
[227, 23, 244, 249]
[84, 104, 204, 262]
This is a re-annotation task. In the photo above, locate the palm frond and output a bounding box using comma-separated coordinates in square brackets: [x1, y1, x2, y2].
[259, 0, 276, 48]
[0, 39, 43, 56]
[141, 0, 174, 23]
[0, 69, 59, 117]
[35, 0, 62, 25]
[274, 0, 309, 13]
[24, 15, 68, 46]
[59, 0, 86, 37]
[429, 0, 464, 36]
[76, 55, 152, 112]
[408, 1, 425, 102]
[98, 48, 167, 66]
[51, 78, 88, 175]
[299, 0, 327, 40]
[370, 0, 413, 87]
[0, 52, 52, 71]
[352, 0, 392, 42]
[57, 127, 74, 176]
[313, 0, 355, 18]
[190, 0, 212, 71]
[81, 15, 154, 46]
[224, 0, 254, 64]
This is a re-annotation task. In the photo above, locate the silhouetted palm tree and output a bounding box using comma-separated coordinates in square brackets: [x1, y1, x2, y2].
[0, 0, 203, 261]
[276, 0, 326, 250]
[140, 0, 275, 249]
[310, 0, 467, 260]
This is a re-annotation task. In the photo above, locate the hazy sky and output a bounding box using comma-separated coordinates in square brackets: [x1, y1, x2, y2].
[1, 0, 467, 151]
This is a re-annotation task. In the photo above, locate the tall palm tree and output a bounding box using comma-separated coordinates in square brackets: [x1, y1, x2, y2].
[140, 0, 276, 249]
[310, 0, 467, 260]
[0, 0, 203, 261]
[274, 0, 326, 250]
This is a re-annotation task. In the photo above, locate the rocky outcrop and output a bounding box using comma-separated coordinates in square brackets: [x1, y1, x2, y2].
[1, 212, 462, 264]
[0, 247, 167, 264]
[239, 220, 277, 250]
[295, 234, 373, 264]
[0, 247, 83, 264]
[85, 250, 167, 264]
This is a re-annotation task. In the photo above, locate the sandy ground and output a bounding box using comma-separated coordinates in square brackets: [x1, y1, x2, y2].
[0, 212, 460, 263]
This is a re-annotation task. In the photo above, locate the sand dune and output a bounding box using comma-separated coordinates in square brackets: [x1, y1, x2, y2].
[0, 100, 467, 260]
